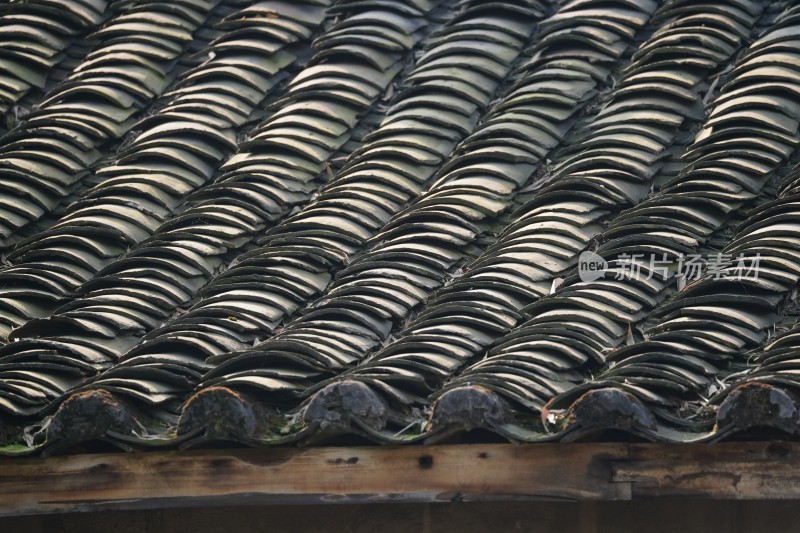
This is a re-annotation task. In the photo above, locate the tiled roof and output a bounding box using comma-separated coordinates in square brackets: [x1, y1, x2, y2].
[0, 0, 798, 456]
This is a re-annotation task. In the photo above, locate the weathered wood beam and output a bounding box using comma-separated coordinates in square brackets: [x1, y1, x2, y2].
[613, 441, 800, 499]
[1, 442, 800, 516]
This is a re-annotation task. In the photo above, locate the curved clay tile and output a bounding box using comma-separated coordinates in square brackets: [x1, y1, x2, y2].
[0, 0, 335, 428]
[377, 0, 767, 442]
[0, 0, 109, 134]
[0, 0, 223, 250]
[487, 1, 800, 442]
[172, 0, 661, 445]
[38, 0, 547, 446]
[0, 0, 448, 444]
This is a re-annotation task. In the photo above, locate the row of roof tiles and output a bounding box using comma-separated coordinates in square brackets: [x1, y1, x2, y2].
[1, 0, 800, 454]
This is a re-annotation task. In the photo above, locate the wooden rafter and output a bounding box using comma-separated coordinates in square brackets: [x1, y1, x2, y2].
[1, 441, 800, 516]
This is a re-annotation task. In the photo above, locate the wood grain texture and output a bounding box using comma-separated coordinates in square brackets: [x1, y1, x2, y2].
[613, 441, 800, 499]
[3, 442, 800, 516]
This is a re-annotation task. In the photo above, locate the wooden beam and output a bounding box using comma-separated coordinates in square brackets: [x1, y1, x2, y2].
[613, 441, 800, 499]
[2, 441, 800, 516]
[0, 443, 630, 516]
